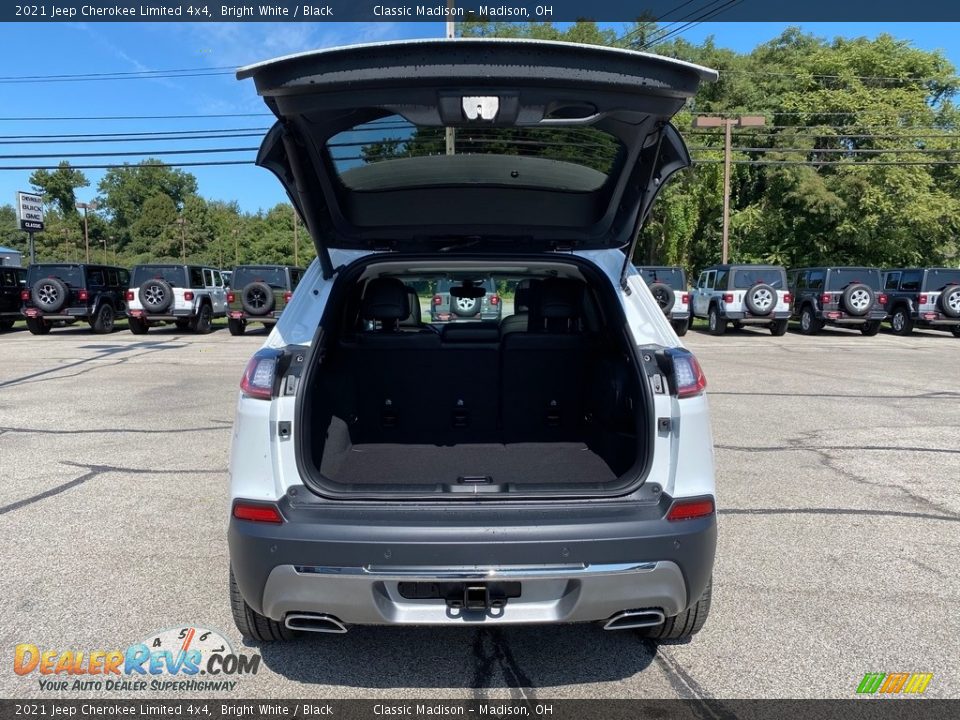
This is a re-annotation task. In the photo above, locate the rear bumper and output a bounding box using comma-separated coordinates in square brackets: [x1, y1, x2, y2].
[912, 313, 960, 326]
[723, 310, 790, 322]
[822, 310, 886, 325]
[229, 309, 281, 322]
[129, 309, 194, 320]
[22, 307, 91, 320]
[668, 311, 690, 320]
[229, 494, 717, 626]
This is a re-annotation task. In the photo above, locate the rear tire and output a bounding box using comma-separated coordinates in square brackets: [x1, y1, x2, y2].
[229, 567, 298, 643]
[192, 304, 214, 334]
[707, 306, 726, 336]
[671, 318, 689, 337]
[228, 318, 247, 336]
[890, 307, 913, 336]
[90, 304, 115, 334]
[860, 321, 881, 336]
[128, 317, 149, 335]
[952, 326, 960, 338]
[642, 576, 712, 641]
[770, 319, 788, 336]
[800, 306, 822, 335]
[26, 317, 50, 335]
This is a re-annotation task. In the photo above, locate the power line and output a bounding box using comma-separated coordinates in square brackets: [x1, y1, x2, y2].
[0, 132, 268, 146]
[0, 126, 269, 140]
[0, 147, 258, 159]
[0, 65, 236, 81]
[0, 113, 273, 121]
[0, 160, 254, 170]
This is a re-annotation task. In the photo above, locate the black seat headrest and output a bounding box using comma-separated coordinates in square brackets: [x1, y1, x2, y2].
[539, 278, 582, 319]
[514, 280, 532, 312]
[361, 278, 410, 322]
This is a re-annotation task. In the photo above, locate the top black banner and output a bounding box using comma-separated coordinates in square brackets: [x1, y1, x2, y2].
[6, 0, 960, 22]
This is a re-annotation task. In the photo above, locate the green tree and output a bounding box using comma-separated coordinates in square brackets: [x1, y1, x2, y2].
[29, 162, 90, 218]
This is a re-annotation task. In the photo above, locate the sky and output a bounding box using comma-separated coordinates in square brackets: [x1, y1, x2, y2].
[0, 21, 958, 217]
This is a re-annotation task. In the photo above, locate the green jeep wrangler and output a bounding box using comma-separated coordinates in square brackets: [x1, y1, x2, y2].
[227, 265, 304, 335]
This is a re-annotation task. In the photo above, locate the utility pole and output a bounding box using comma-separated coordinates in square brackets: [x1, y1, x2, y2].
[444, 3, 456, 156]
[174, 217, 188, 263]
[292, 205, 299, 266]
[692, 115, 765, 264]
[76, 200, 98, 264]
[233, 227, 239, 265]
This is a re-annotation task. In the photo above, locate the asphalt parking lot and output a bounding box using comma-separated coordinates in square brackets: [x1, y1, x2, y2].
[0, 321, 957, 701]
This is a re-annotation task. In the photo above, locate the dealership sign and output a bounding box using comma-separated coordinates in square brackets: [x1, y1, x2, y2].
[16, 191, 44, 232]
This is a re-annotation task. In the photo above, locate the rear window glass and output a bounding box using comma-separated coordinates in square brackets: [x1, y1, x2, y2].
[732, 268, 785, 289]
[637, 268, 685, 288]
[28, 265, 84, 287]
[923, 269, 960, 291]
[826, 269, 882, 290]
[233, 267, 288, 289]
[327, 115, 622, 192]
[132, 266, 187, 287]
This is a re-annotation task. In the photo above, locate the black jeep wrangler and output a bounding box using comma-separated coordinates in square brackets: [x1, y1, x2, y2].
[788, 267, 887, 336]
[882, 268, 960, 336]
[226, 265, 304, 335]
[634, 265, 691, 336]
[21, 263, 129, 335]
[1, 266, 26, 331]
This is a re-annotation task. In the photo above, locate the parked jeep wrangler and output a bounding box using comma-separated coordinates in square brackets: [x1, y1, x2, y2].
[21, 263, 129, 335]
[634, 266, 690, 336]
[0, 266, 26, 330]
[226, 265, 304, 335]
[691, 264, 791, 336]
[126, 264, 227, 334]
[429, 277, 502, 323]
[788, 267, 887, 336]
[881, 268, 960, 337]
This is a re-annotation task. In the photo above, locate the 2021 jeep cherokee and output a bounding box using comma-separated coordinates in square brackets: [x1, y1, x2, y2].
[126, 264, 227, 334]
[881, 268, 960, 337]
[226, 264, 304, 335]
[0, 266, 26, 331]
[228, 39, 718, 643]
[21, 263, 129, 335]
[788, 267, 887, 336]
[691, 264, 791, 336]
[635, 266, 690, 336]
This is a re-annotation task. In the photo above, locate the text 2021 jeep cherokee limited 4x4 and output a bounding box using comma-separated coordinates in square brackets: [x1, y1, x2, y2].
[881, 267, 960, 337]
[21, 263, 129, 335]
[227, 264, 304, 335]
[788, 267, 888, 336]
[126, 264, 227, 334]
[691, 264, 791, 336]
[228, 39, 718, 642]
[635, 266, 691, 336]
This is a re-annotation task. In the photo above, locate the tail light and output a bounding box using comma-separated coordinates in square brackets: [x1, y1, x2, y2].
[918, 294, 928, 305]
[878, 293, 888, 305]
[125, 290, 134, 301]
[681, 293, 690, 304]
[240, 348, 281, 400]
[433, 295, 442, 306]
[184, 291, 194, 301]
[783, 293, 792, 303]
[661, 348, 707, 399]
[722, 293, 734, 303]
[227, 292, 235, 303]
[820, 293, 832, 304]
[232, 501, 283, 524]
[667, 497, 715, 522]
[284, 292, 292, 303]
[20, 290, 29, 301]
[78, 289, 89, 302]
[490, 295, 500, 305]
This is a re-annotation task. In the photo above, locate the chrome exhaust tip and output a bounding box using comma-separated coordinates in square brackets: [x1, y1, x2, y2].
[284, 613, 348, 633]
[602, 609, 665, 630]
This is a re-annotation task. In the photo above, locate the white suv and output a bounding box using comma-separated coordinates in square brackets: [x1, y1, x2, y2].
[228, 39, 718, 643]
[691, 264, 791, 336]
[126, 264, 227, 334]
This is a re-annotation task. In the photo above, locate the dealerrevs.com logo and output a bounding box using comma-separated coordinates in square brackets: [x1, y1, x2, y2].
[14, 626, 260, 692]
[856, 672, 934, 696]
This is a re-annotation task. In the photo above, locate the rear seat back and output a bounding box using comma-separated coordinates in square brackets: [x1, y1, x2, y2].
[501, 278, 589, 442]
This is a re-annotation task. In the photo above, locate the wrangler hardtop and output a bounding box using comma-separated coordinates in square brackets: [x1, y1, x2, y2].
[881, 267, 960, 336]
[691, 263, 790, 336]
[22, 262, 129, 335]
[126, 263, 227, 334]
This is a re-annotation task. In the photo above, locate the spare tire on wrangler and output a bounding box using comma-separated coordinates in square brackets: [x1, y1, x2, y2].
[939, 285, 960, 318]
[744, 283, 776, 316]
[139, 278, 174, 313]
[648, 282, 674, 313]
[31, 277, 69, 313]
[841, 283, 874, 316]
[241, 281, 275, 316]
